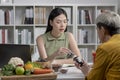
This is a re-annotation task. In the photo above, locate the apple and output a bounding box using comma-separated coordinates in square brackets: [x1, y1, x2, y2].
[15, 66, 25, 75]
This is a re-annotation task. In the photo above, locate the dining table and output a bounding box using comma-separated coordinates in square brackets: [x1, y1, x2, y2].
[56, 64, 85, 80]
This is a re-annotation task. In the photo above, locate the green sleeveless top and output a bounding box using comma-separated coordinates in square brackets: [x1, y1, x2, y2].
[41, 32, 69, 59]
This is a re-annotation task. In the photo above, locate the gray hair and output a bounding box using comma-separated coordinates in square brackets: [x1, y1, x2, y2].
[96, 11, 120, 35]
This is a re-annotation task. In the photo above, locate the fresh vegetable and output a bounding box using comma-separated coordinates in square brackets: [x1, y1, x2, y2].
[15, 66, 25, 75]
[24, 63, 33, 70]
[1, 64, 15, 76]
[8, 57, 24, 67]
[0, 58, 53, 76]
[25, 61, 42, 69]
[33, 68, 52, 74]
[24, 69, 31, 75]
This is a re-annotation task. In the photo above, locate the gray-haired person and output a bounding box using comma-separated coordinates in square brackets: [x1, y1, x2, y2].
[75, 11, 120, 80]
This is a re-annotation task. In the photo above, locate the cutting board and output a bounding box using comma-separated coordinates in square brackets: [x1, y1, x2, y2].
[0, 72, 57, 80]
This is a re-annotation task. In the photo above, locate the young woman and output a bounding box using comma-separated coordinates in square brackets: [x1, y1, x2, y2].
[36, 8, 81, 64]
[75, 11, 120, 80]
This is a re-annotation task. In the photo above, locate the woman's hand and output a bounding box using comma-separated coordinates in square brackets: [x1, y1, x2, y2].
[55, 47, 71, 56]
[46, 47, 72, 62]
[74, 60, 90, 76]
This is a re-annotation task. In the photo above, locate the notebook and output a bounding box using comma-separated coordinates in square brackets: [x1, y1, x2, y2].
[0, 44, 32, 68]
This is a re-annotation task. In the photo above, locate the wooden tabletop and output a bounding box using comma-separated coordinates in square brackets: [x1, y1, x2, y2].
[1, 72, 57, 80]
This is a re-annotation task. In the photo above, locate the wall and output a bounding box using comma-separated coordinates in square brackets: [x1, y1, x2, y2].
[13, 0, 118, 5]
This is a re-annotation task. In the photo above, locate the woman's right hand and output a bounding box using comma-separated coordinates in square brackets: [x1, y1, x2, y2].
[55, 47, 71, 56]
[74, 60, 90, 76]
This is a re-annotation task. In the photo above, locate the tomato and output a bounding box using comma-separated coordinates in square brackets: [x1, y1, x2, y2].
[33, 68, 53, 74]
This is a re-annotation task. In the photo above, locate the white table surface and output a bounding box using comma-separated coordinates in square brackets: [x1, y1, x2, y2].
[56, 64, 85, 80]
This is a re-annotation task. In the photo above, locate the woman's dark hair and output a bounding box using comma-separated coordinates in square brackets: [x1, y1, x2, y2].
[45, 7, 68, 33]
[96, 11, 120, 36]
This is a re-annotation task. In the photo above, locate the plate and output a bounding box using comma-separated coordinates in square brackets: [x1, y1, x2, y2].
[62, 64, 75, 68]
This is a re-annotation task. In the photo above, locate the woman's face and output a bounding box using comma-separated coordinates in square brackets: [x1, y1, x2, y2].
[50, 14, 68, 34]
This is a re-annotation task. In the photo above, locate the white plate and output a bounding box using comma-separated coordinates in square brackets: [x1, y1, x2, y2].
[62, 64, 75, 68]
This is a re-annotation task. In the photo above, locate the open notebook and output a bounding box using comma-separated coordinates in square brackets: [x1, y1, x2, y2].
[0, 44, 31, 68]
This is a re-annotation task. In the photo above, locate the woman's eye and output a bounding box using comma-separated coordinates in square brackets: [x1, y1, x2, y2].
[64, 19, 69, 23]
[56, 20, 68, 24]
[56, 21, 61, 24]
[64, 20, 68, 23]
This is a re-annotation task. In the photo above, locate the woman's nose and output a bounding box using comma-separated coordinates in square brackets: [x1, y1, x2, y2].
[61, 21, 66, 27]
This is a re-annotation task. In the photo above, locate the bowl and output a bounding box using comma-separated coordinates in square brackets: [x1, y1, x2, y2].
[52, 64, 62, 72]
[60, 68, 68, 74]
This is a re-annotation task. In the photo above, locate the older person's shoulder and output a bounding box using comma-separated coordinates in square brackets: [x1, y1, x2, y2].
[99, 40, 119, 53]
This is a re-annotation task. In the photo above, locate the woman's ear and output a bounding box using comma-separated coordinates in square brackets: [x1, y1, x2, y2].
[101, 26, 106, 35]
[101, 26, 109, 35]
